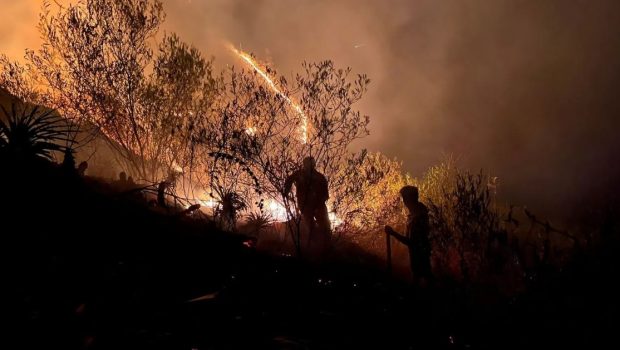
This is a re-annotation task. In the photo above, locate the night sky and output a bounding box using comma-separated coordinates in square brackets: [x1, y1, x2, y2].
[2, 0, 619, 221]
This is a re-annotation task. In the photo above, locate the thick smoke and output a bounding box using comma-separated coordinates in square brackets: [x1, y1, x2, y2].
[2, 0, 620, 221]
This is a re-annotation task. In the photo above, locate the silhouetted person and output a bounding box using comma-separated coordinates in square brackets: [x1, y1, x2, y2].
[385, 186, 433, 286]
[62, 148, 76, 173]
[77, 161, 88, 177]
[118, 171, 127, 185]
[157, 171, 178, 208]
[157, 180, 170, 208]
[284, 156, 331, 250]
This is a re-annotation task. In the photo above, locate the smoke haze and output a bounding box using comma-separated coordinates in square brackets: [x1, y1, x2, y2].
[2, 0, 620, 221]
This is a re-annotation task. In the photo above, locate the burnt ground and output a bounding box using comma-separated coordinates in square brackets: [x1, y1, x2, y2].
[1, 159, 619, 349]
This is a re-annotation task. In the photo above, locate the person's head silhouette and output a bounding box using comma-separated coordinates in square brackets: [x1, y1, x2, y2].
[303, 156, 316, 171]
[400, 185, 419, 210]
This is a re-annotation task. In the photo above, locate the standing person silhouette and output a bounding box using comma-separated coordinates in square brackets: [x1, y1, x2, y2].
[385, 186, 433, 286]
[284, 156, 331, 251]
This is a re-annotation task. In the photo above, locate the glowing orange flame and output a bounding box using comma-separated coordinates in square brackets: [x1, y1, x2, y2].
[228, 44, 308, 144]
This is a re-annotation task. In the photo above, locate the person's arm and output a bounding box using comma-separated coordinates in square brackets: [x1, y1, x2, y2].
[320, 174, 329, 201]
[283, 172, 296, 197]
[384, 226, 411, 246]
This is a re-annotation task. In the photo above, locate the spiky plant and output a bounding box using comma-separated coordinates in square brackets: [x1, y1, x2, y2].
[245, 210, 274, 236]
[0, 103, 72, 161]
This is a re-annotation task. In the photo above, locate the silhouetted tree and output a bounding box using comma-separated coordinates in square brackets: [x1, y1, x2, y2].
[193, 60, 370, 254]
[2, 0, 218, 182]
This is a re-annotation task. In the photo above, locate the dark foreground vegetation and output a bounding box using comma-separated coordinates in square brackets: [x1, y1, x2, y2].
[1, 158, 618, 349]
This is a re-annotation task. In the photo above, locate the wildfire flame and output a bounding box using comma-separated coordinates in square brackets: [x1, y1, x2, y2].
[329, 211, 343, 228]
[174, 45, 344, 228]
[228, 44, 308, 144]
[267, 200, 289, 222]
[201, 198, 218, 209]
[266, 200, 343, 227]
[171, 161, 184, 173]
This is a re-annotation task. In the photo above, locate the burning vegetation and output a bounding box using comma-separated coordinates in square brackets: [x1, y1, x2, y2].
[2, 0, 372, 250]
[0, 0, 595, 274]
[2, 0, 619, 348]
